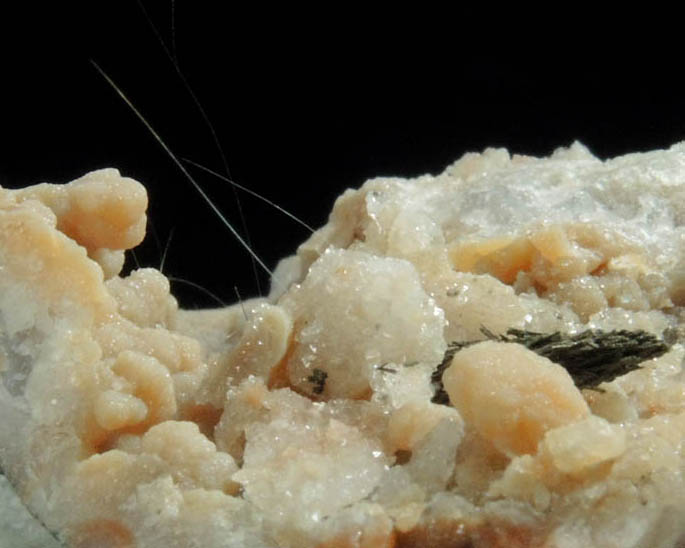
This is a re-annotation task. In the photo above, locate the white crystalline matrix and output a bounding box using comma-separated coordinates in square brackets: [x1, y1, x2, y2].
[2, 143, 685, 547]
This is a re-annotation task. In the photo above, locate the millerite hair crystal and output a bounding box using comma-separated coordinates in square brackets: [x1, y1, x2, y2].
[432, 328, 671, 405]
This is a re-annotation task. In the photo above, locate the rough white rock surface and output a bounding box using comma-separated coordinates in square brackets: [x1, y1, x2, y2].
[2, 144, 685, 547]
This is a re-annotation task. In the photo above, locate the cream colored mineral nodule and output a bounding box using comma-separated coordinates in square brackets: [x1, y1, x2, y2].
[442, 341, 590, 456]
[3, 145, 685, 547]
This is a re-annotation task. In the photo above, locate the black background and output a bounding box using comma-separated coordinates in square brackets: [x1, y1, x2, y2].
[1, 5, 683, 307]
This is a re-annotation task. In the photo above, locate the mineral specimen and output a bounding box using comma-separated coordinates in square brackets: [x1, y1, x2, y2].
[3, 143, 685, 547]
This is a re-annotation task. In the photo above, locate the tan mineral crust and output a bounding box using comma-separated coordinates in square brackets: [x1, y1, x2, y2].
[2, 143, 685, 547]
